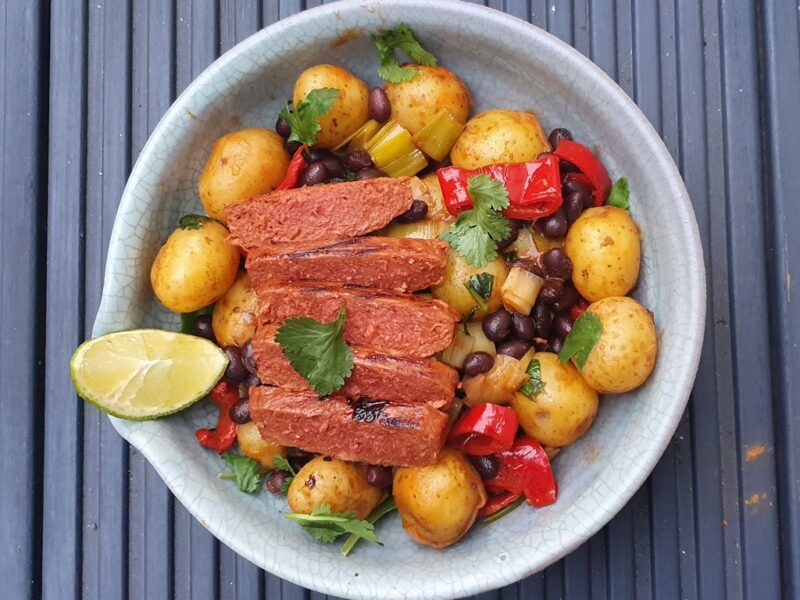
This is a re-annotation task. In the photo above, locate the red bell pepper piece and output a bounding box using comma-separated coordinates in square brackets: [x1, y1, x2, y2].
[570, 298, 589, 321]
[483, 437, 558, 507]
[195, 380, 239, 453]
[478, 490, 523, 519]
[438, 156, 563, 220]
[553, 140, 611, 206]
[275, 144, 308, 190]
[447, 403, 519, 456]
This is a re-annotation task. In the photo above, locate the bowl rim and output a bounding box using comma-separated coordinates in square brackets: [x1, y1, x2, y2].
[96, 0, 706, 597]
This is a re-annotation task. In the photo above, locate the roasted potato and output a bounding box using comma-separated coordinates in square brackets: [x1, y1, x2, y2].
[393, 449, 487, 548]
[565, 206, 641, 302]
[510, 352, 599, 447]
[212, 272, 258, 347]
[293, 64, 369, 148]
[237, 421, 285, 470]
[198, 128, 289, 223]
[384, 65, 471, 134]
[150, 217, 240, 313]
[287, 457, 383, 520]
[577, 296, 657, 393]
[450, 109, 550, 169]
[431, 250, 508, 318]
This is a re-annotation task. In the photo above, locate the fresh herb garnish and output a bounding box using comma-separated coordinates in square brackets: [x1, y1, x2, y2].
[558, 311, 603, 369]
[440, 174, 511, 268]
[219, 453, 261, 493]
[272, 455, 296, 494]
[518, 358, 546, 398]
[606, 177, 630, 210]
[344, 169, 357, 181]
[278, 88, 340, 146]
[483, 496, 525, 524]
[178, 213, 210, 230]
[463, 306, 478, 335]
[340, 496, 397, 556]
[464, 273, 494, 312]
[275, 306, 354, 395]
[285, 504, 378, 545]
[371, 24, 437, 83]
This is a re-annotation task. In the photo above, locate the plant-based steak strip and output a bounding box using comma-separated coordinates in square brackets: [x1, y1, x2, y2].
[252, 325, 457, 408]
[226, 177, 425, 250]
[250, 387, 449, 467]
[246, 237, 448, 293]
[255, 283, 459, 358]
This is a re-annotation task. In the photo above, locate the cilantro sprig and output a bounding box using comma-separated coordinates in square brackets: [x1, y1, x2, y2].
[518, 358, 546, 398]
[340, 496, 397, 557]
[278, 88, 340, 146]
[606, 177, 630, 210]
[440, 174, 511, 268]
[275, 306, 354, 395]
[219, 453, 261, 493]
[285, 504, 378, 546]
[464, 273, 494, 312]
[372, 24, 437, 83]
[559, 311, 603, 368]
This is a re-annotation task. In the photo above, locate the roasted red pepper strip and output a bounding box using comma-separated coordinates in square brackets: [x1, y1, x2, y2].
[483, 437, 558, 507]
[552, 140, 611, 206]
[478, 490, 523, 519]
[195, 380, 239, 453]
[447, 403, 519, 456]
[275, 144, 308, 190]
[438, 156, 563, 220]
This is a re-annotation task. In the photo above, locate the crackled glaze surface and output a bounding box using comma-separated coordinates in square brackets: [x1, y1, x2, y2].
[92, 1, 705, 598]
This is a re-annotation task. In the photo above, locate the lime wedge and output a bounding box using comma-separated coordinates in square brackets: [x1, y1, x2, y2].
[70, 329, 228, 420]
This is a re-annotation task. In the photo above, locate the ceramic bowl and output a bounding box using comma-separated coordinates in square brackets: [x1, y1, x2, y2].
[94, 1, 705, 597]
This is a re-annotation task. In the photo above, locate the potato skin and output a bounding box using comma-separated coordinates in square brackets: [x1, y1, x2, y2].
[511, 352, 599, 447]
[384, 65, 471, 135]
[431, 250, 508, 318]
[450, 109, 550, 169]
[237, 421, 285, 470]
[150, 219, 240, 313]
[293, 64, 369, 148]
[287, 457, 382, 520]
[393, 448, 486, 548]
[565, 206, 641, 302]
[578, 296, 657, 393]
[212, 272, 258, 347]
[198, 128, 289, 223]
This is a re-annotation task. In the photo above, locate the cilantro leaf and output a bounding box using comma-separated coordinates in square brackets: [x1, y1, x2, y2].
[178, 214, 210, 230]
[278, 88, 340, 146]
[341, 496, 397, 556]
[372, 24, 437, 83]
[518, 358, 546, 398]
[440, 174, 511, 267]
[558, 311, 603, 369]
[272, 455, 296, 493]
[464, 273, 494, 311]
[275, 306, 354, 395]
[219, 453, 261, 494]
[286, 504, 378, 546]
[606, 177, 630, 210]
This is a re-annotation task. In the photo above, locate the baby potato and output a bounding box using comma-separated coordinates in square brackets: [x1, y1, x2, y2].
[212, 272, 258, 347]
[565, 206, 641, 302]
[510, 352, 599, 447]
[431, 249, 508, 318]
[450, 109, 550, 169]
[393, 449, 487, 548]
[150, 218, 240, 313]
[287, 456, 382, 520]
[293, 64, 369, 148]
[237, 421, 285, 470]
[198, 128, 289, 223]
[384, 65, 471, 135]
[578, 296, 657, 393]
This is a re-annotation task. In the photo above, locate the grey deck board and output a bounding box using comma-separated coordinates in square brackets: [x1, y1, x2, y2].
[2, 0, 799, 598]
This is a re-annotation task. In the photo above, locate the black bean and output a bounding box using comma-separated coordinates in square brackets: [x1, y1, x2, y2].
[193, 314, 216, 343]
[562, 177, 592, 205]
[320, 156, 343, 179]
[482, 308, 512, 342]
[223, 345, 248, 381]
[559, 159, 580, 175]
[241, 340, 258, 374]
[299, 161, 327, 186]
[245, 373, 261, 388]
[497, 339, 531, 359]
[394, 199, 428, 224]
[511, 312, 535, 340]
[534, 337, 549, 352]
[266, 470, 290, 494]
[228, 398, 251, 424]
[463, 351, 495, 375]
[425, 157, 452, 171]
[343, 150, 373, 172]
[302, 147, 333, 163]
[497, 226, 519, 251]
[285, 140, 302, 155]
[539, 279, 565, 305]
[538, 209, 568, 238]
[553, 286, 579, 313]
[548, 127, 573, 148]
[275, 117, 291, 139]
[365, 465, 393, 488]
[552, 314, 573, 339]
[368, 87, 392, 123]
[532, 302, 553, 338]
[539, 248, 573, 280]
[564, 190, 585, 224]
[286, 447, 315, 472]
[468, 455, 499, 480]
[356, 167, 386, 180]
[549, 337, 564, 354]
